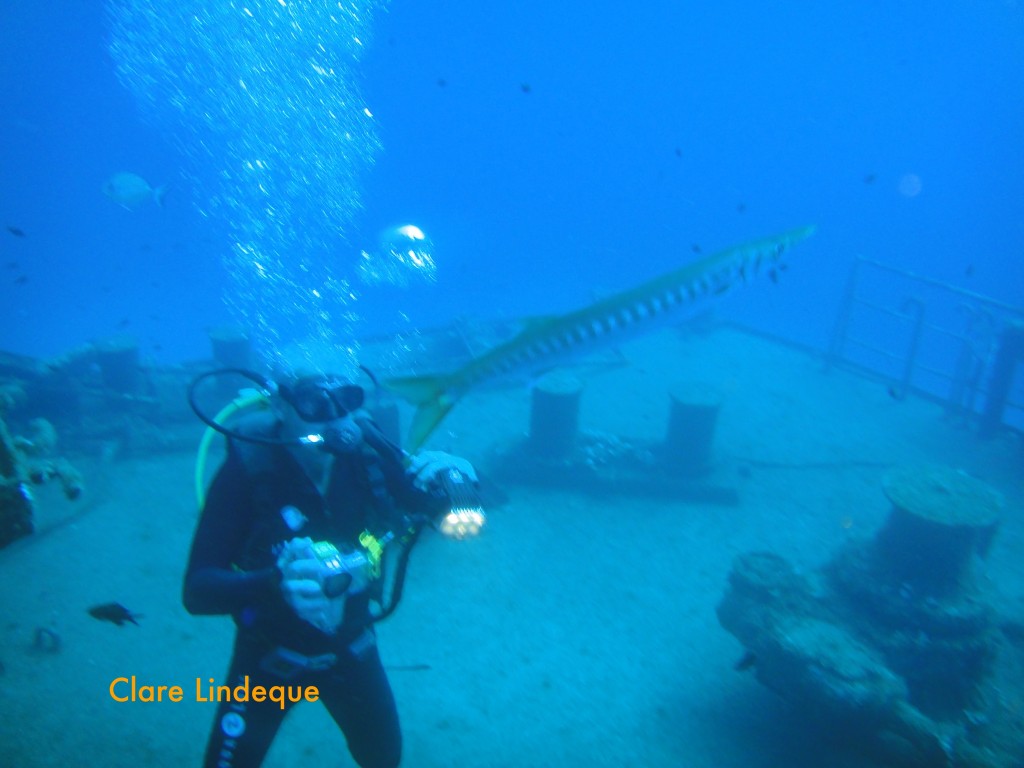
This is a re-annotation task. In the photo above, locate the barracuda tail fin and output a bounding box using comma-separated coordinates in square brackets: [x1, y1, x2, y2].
[382, 374, 459, 451]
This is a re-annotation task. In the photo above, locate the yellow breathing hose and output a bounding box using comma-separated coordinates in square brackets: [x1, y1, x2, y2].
[194, 389, 272, 509]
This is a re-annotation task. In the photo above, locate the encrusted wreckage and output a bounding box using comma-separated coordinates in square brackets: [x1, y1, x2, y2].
[718, 465, 1022, 768]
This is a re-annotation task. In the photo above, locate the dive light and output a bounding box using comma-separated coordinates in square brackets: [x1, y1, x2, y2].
[437, 467, 486, 540]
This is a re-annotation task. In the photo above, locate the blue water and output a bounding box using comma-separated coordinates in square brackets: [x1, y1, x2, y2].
[3, 5, 1024, 767]
[2, 1, 1022, 365]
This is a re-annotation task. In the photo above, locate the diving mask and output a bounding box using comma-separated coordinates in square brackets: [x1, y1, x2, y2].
[279, 376, 365, 423]
[280, 376, 367, 454]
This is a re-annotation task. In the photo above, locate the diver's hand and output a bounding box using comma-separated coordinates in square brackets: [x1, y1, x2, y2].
[408, 450, 478, 491]
[277, 538, 337, 632]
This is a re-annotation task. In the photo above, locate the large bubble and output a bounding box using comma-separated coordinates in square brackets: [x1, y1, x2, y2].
[357, 224, 438, 288]
[107, 0, 388, 372]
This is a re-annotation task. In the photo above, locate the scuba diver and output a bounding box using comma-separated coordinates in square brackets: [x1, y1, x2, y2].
[183, 370, 481, 768]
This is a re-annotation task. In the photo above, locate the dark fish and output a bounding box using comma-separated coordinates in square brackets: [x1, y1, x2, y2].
[6, 225, 26, 237]
[14, 274, 28, 286]
[863, 173, 877, 184]
[769, 263, 789, 283]
[674, 147, 682, 158]
[736, 203, 747, 214]
[691, 243, 702, 254]
[734, 650, 757, 671]
[964, 264, 974, 278]
[520, 82, 531, 94]
[88, 602, 141, 626]
[436, 77, 447, 88]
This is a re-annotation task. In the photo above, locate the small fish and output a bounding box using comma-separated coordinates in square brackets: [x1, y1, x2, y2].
[6, 225, 26, 237]
[734, 650, 757, 671]
[863, 173, 877, 184]
[88, 602, 141, 626]
[768, 262, 788, 284]
[102, 172, 167, 210]
[14, 274, 28, 286]
[520, 82, 532, 94]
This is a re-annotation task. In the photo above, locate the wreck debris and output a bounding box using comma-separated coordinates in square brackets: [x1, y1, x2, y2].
[718, 465, 1019, 767]
[0, 414, 83, 548]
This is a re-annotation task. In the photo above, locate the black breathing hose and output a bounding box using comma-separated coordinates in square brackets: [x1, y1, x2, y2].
[186, 368, 283, 444]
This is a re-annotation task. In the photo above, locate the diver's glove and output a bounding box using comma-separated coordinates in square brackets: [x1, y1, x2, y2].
[277, 537, 345, 634]
[408, 450, 478, 492]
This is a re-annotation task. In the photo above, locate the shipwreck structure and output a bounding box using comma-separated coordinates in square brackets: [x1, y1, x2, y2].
[718, 465, 1023, 767]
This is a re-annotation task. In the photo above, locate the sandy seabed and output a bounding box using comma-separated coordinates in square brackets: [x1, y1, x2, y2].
[1, 326, 1021, 767]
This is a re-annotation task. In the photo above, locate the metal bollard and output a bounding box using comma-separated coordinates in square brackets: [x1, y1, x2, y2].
[528, 372, 583, 458]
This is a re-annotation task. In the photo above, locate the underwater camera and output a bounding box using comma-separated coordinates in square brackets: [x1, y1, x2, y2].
[309, 540, 371, 598]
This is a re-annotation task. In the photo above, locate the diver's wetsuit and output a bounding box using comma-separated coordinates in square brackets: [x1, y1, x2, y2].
[183, 415, 443, 768]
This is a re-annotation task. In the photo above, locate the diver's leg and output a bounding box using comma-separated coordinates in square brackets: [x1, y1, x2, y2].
[200, 635, 291, 768]
[319, 640, 402, 768]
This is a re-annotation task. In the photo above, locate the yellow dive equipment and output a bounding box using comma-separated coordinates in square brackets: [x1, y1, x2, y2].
[358, 530, 390, 577]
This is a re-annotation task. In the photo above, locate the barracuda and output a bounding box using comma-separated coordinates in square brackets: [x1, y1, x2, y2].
[384, 225, 816, 450]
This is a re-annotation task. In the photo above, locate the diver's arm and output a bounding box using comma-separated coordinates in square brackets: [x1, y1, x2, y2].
[355, 415, 449, 515]
[182, 449, 280, 615]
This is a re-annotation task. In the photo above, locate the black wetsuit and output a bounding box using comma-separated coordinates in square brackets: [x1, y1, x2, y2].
[183, 415, 443, 768]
